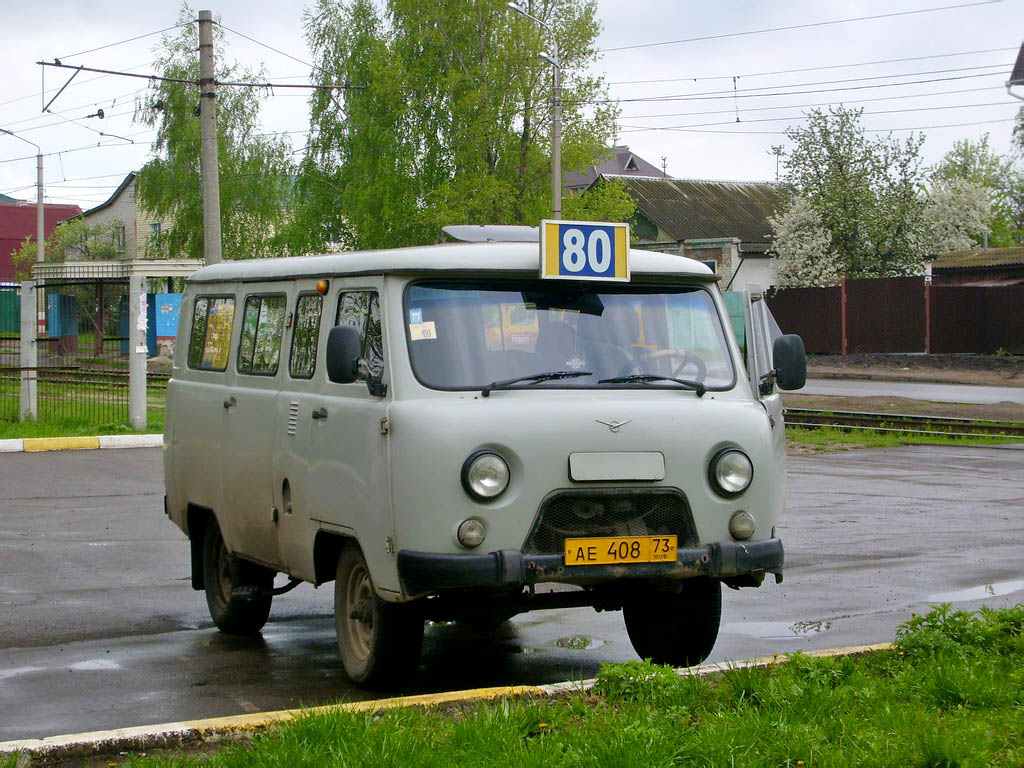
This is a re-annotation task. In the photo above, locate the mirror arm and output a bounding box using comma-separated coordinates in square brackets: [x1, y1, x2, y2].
[758, 369, 776, 395]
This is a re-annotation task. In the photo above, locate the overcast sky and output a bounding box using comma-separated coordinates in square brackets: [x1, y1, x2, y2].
[1, 0, 1021, 213]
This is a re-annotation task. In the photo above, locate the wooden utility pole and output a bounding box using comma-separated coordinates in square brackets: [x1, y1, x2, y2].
[198, 10, 222, 264]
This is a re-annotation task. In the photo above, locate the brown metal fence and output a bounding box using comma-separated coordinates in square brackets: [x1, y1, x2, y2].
[767, 278, 1024, 355]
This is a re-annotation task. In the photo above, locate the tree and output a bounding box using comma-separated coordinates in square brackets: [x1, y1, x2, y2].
[293, 0, 619, 251]
[135, 4, 296, 260]
[931, 134, 1022, 246]
[919, 178, 992, 255]
[562, 178, 636, 225]
[776, 106, 927, 282]
[10, 218, 124, 279]
[768, 196, 842, 288]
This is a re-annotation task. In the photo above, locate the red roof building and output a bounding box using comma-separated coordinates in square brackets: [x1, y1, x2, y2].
[0, 201, 82, 280]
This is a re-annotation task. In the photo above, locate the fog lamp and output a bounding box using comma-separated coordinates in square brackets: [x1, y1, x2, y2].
[457, 519, 486, 548]
[729, 511, 756, 540]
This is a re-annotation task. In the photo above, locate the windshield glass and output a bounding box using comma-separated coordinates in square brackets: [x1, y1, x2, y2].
[405, 279, 736, 390]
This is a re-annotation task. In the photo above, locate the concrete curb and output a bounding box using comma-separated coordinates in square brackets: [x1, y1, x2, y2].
[0, 434, 161, 453]
[0, 643, 892, 762]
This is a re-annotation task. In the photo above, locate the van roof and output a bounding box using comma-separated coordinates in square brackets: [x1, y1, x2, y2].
[187, 241, 716, 284]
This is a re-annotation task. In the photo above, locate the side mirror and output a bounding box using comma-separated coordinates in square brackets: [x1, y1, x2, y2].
[772, 334, 806, 391]
[325, 325, 361, 384]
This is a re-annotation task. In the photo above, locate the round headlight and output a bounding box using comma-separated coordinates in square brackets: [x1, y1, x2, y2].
[710, 449, 753, 497]
[457, 519, 486, 548]
[462, 451, 510, 500]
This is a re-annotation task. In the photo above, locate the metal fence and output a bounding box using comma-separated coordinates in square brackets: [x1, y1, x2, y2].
[767, 277, 1024, 355]
[0, 272, 170, 425]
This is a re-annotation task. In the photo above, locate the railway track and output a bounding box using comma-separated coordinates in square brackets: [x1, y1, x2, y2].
[783, 408, 1024, 440]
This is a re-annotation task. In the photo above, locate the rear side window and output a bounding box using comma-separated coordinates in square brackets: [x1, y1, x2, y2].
[336, 291, 384, 380]
[187, 296, 235, 371]
[237, 294, 287, 375]
[289, 293, 323, 379]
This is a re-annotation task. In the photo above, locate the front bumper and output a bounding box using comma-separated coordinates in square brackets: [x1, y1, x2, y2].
[397, 538, 784, 599]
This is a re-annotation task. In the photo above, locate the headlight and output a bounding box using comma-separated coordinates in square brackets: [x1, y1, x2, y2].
[709, 449, 753, 497]
[461, 451, 510, 500]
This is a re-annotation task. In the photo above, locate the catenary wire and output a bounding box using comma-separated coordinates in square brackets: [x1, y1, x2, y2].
[606, 46, 1020, 85]
[57, 23, 193, 60]
[597, 0, 1001, 53]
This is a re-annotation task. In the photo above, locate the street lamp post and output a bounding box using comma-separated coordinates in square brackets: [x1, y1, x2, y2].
[507, 2, 561, 220]
[0, 128, 42, 420]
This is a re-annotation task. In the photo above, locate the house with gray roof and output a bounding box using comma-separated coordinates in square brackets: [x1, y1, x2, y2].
[598, 175, 787, 289]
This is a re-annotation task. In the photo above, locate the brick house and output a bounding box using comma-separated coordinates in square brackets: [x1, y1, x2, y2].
[0, 200, 81, 279]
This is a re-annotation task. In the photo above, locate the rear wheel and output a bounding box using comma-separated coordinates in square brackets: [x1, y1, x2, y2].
[335, 544, 423, 689]
[622, 577, 722, 667]
[203, 517, 274, 635]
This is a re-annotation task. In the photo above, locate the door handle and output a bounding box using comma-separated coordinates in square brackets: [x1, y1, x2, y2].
[223, 396, 236, 410]
[312, 407, 328, 421]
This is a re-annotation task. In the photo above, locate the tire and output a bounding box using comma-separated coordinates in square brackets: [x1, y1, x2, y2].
[335, 544, 423, 689]
[622, 577, 722, 667]
[202, 516, 274, 635]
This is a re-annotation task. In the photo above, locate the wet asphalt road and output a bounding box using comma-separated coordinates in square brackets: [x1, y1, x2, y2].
[2, 445, 1023, 742]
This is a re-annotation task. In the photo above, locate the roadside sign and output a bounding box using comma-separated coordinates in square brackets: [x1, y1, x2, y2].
[540, 219, 630, 282]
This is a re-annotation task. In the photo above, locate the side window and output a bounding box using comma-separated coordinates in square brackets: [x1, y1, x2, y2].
[237, 294, 287, 375]
[289, 293, 323, 379]
[336, 291, 384, 380]
[187, 296, 235, 371]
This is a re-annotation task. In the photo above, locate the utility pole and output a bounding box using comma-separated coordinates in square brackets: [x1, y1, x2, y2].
[1, 128, 41, 420]
[507, 2, 561, 219]
[198, 10, 222, 264]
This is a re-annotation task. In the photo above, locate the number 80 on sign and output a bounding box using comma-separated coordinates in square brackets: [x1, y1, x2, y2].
[540, 220, 630, 282]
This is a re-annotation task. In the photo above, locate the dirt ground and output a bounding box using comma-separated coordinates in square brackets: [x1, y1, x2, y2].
[806, 353, 1024, 388]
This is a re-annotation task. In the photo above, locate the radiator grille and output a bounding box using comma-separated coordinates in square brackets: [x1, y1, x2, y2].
[522, 488, 697, 555]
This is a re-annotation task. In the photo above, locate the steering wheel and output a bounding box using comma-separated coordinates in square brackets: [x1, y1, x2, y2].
[618, 348, 707, 381]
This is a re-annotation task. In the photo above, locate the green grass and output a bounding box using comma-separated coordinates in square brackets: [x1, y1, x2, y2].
[13, 604, 1009, 768]
[0, 408, 163, 439]
[786, 425, 1021, 449]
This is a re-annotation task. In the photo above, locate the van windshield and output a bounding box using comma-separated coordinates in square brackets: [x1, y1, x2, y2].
[404, 279, 736, 391]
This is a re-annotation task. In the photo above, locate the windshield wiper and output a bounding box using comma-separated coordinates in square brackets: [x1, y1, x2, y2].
[598, 373, 707, 397]
[481, 370, 592, 397]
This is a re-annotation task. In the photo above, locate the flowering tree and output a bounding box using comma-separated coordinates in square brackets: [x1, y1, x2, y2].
[768, 197, 843, 288]
[919, 178, 991, 256]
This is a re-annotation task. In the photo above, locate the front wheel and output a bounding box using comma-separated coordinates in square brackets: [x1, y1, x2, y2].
[335, 544, 423, 689]
[203, 516, 274, 635]
[622, 577, 722, 667]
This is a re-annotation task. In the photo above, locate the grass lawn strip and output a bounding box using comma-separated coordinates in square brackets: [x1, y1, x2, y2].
[4, 605, 1020, 767]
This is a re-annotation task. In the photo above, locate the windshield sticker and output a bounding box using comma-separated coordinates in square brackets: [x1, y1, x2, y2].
[409, 308, 423, 324]
[409, 321, 437, 341]
[566, 355, 587, 370]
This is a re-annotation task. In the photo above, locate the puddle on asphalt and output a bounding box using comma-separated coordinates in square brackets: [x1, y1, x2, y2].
[926, 579, 1024, 603]
[724, 620, 832, 639]
[0, 666, 44, 680]
[553, 635, 605, 650]
[69, 659, 121, 671]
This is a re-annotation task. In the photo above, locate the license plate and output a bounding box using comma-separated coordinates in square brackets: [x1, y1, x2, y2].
[564, 535, 678, 566]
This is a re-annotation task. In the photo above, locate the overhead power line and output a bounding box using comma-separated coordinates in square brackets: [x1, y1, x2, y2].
[598, 0, 1002, 53]
[581, 70, 1007, 106]
[603, 62, 1011, 104]
[619, 100, 1015, 133]
[36, 61, 365, 93]
[57, 23, 193, 60]
[619, 85, 1003, 120]
[606, 46, 1019, 85]
[618, 116, 1016, 136]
